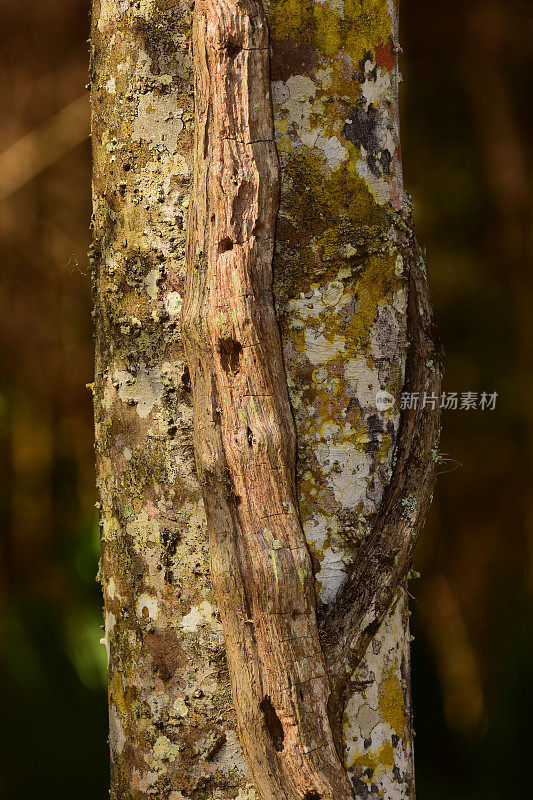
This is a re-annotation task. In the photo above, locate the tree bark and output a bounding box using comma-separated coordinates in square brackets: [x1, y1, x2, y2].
[91, 2, 440, 799]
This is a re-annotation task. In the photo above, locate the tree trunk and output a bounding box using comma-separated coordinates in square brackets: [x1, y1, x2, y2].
[90, 2, 440, 800]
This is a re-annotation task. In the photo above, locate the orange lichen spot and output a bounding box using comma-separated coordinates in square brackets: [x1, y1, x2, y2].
[376, 39, 396, 71]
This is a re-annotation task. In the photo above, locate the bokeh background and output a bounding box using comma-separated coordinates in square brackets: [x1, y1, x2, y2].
[0, 1, 531, 797]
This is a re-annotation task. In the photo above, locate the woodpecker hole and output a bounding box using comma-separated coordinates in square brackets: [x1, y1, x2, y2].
[226, 41, 242, 58]
[218, 237, 234, 254]
[219, 338, 242, 375]
[260, 696, 284, 752]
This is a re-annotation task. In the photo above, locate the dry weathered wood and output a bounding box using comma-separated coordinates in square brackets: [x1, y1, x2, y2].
[182, 2, 353, 799]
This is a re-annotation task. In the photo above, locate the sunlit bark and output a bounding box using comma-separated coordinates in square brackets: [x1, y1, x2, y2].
[91, 2, 440, 798]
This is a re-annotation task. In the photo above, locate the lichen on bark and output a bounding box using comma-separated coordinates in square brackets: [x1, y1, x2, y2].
[91, 1, 439, 799]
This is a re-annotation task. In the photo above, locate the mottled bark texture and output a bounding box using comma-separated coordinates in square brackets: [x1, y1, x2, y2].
[91, 2, 440, 800]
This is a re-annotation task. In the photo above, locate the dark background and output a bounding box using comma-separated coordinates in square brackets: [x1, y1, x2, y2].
[0, 1, 531, 796]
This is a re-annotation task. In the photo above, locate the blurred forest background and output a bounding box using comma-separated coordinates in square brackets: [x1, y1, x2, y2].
[0, 0, 531, 797]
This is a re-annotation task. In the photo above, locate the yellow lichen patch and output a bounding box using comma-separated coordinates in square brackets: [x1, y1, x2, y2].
[352, 739, 395, 776]
[267, 0, 392, 66]
[344, 252, 401, 346]
[109, 667, 128, 717]
[378, 664, 407, 736]
[375, 431, 393, 466]
[284, 146, 391, 238]
[274, 147, 393, 303]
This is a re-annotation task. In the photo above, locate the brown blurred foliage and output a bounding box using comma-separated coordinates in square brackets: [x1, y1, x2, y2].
[0, 1, 531, 797]
[402, 1, 533, 794]
[0, 1, 106, 794]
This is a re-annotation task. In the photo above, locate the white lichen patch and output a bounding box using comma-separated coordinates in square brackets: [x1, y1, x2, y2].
[178, 605, 205, 633]
[287, 279, 350, 327]
[316, 546, 346, 604]
[114, 362, 164, 418]
[109, 704, 126, 756]
[145, 268, 160, 300]
[180, 601, 222, 633]
[137, 593, 159, 621]
[126, 506, 161, 553]
[304, 329, 346, 365]
[361, 61, 393, 108]
[133, 92, 184, 154]
[172, 698, 189, 718]
[165, 291, 183, 316]
[273, 73, 348, 168]
[107, 577, 116, 600]
[212, 730, 250, 777]
[106, 610, 116, 634]
[314, 133, 348, 170]
[344, 355, 382, 409]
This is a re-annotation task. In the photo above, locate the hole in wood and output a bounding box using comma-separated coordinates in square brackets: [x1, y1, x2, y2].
[246, 427, 253, 447]
[260, 696, 284, 752]
[181, 365, 190, 391]
[218, 237, 234, 254]
[304, 792, 321, 800]
[219, 338, 242, 375]
[227, 489, 242, 508]
[226, 40, 242, 58]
